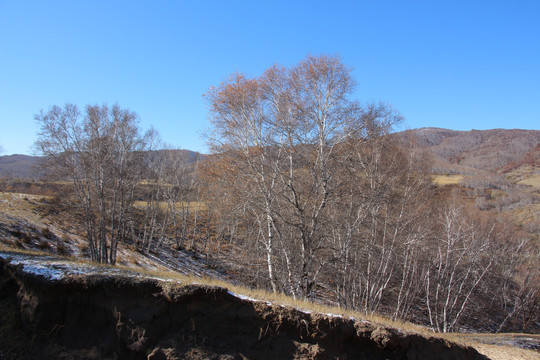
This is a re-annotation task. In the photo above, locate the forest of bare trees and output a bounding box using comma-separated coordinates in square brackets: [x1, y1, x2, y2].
[201, 55, 539, 333]
[31, 56, 538, 333]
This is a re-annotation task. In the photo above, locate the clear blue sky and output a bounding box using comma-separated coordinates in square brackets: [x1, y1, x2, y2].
[1, 0, 539, 155]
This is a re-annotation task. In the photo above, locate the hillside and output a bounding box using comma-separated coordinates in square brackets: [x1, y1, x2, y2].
[0, 154, 43, 178]
[0, 150, 205, 180]
[0, 154, 539, 358]
[1, 130, 538, 328]
[3, 130, 537, 180]
[0, 192, 227, 279]
[397, 128, 540, 237]
[396, 128, 540, 174]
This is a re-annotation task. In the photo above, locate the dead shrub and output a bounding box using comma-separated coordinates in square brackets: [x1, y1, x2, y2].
[80, 244, 90, 257]
[37, 240, 50, 250]
[10, 229, 35, 244]
[56, 241, 69, 256]
[41, 227, 55, 240]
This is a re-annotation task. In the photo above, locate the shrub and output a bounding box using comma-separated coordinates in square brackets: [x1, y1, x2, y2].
[41, 227, 55, 240]
[56, 241, 69, 256]
[37, 240, 50, 250]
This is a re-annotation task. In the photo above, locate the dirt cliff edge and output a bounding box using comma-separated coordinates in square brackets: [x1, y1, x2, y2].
[0, 257, 489, 360]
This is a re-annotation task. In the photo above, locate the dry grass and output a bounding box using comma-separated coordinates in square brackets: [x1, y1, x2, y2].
[518, 174, 540, 189]
[486, 165, 540, 231]
[133, 200, 207, 211]
[506, 165, 540, 186]
[472, 344, 539, 360]
[0, 192, 51, 219]
[0, 244, 63, 258]
[445, 333, 540, 360]
[512, 203, 540, 223]
[432, 174, 464, 186]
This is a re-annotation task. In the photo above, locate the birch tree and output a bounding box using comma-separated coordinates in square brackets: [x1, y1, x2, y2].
[204, 55, 403, 297]
[424, 199, 495, 332]
[206, 73, 284, 292]
[35, 103, 153, 264]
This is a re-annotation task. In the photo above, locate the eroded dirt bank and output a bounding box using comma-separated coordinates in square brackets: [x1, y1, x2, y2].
[0, 256, 489, 360]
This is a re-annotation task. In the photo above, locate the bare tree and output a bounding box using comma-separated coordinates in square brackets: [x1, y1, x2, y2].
[495, 236, 540, 333]
[424, 198, 495, 332]
[323, 135, 433, 315]
[205, 71, 288, 293]
[161, 149, 197, 250]
[34, 103, 154, 264]
[204, 55, 403, 298]
[201, 56, 537, 332]
[138, 147, 197, 254]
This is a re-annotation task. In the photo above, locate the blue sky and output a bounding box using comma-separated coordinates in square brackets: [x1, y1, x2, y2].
[1, 0, 539, 155]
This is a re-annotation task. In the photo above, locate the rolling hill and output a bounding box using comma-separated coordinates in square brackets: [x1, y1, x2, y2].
[396, 128, 540, 174]
[396, 127, 540, 240]
[0, 154, 43, 178]
[0, 150, 205, 179]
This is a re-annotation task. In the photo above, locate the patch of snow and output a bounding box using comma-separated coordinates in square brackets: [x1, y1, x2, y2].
[20, 263, 65, 280]
[227, 290, 260, 303]
[324, 313, 343, 318]
[0, 252, 159, 281]
[136, 274, 182, 284]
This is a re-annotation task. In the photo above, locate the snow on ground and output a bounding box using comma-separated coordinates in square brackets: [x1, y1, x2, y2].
[1, 252, 125, 280]
[0, 251, 184, 284]
[227, 290, 261, 303]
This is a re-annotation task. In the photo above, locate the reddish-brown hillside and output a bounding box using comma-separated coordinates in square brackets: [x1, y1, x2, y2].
[395, 128, 540, 174]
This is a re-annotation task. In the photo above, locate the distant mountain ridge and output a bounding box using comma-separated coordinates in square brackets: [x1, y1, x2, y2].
[0, 154, 43, 178]
[0, 150, 205, 179]
[1, 129, 539, 178]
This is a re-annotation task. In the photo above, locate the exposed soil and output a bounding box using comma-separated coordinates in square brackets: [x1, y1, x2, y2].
[0, 254, 491, 360]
